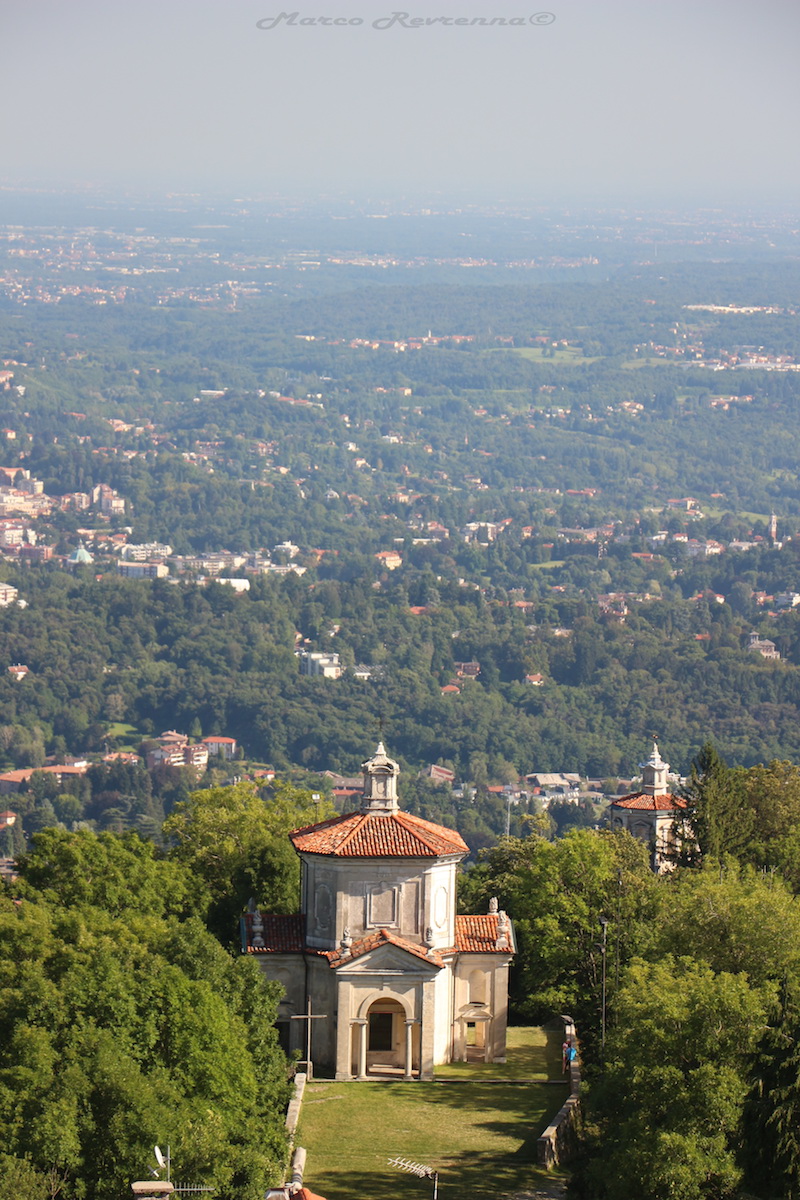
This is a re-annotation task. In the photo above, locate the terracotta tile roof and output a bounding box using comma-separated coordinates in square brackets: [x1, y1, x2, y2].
[290, 811, 468, 858]
[324, 928, 444, 969]
[454, 913, 515, 954]
[243, 913, 305, 953]
[612, 791, 687, 812]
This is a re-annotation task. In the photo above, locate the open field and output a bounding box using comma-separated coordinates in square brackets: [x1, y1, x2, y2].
[702, 505, 771, 523]
[297, 1027, 569, 1200]
[106, 722, 140, 747]
[504, 346, 599, 366]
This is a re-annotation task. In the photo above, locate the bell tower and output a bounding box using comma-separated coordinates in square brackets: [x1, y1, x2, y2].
[641, 740, 669, 796]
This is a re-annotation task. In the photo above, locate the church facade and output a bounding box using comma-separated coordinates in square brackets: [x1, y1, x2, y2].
[242, 745, 514, 1080]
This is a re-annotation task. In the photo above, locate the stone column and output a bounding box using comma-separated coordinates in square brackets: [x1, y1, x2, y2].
[404, 1019, 416, 1080]
[419, 980, 435, 1081]
[356, 1019, 368, 1080]
[335, 978, 352, 1080]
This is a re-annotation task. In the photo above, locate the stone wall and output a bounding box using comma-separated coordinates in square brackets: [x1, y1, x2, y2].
[536, 1017, 580, 1169]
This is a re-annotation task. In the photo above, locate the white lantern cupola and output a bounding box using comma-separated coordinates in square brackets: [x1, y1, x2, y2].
[360, 741, 400, 814]
[641, 740, 669, 796]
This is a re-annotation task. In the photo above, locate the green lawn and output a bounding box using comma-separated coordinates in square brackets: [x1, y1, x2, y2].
[105, 722, 140, 747]
[434, 1024, 562, 1080]
[504, 346, 600, 366]
[297, 1028, 569, 1200]
[702, 505, 770, 523]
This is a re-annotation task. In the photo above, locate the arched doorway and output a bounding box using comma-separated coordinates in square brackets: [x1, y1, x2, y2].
[457, 1003, 492, 1062]
[351, 998, 418, 1077]
[367, 999, 405, 1073]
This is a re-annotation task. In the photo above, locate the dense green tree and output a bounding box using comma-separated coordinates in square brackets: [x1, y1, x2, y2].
[163, 781, 334, 942]
[745, 987, 800, 1199]
[582, 957, 772, 1200]
[15, 828, 199, 920]
[649, 861, 800, 988]
[678, 742, 752, 863]
[0, 885, 290, 1200]
[459, 829, 654, 1034]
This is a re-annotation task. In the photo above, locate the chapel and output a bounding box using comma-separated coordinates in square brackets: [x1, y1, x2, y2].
[241, 743, 514, 1080]
[609, 740, 687, 872]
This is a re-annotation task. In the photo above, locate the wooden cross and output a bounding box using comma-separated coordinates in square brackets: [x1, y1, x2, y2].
[290, 997, 328, 1080]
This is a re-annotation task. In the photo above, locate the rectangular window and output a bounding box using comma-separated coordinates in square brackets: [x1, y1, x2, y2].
[369, 1012, 394, 1051]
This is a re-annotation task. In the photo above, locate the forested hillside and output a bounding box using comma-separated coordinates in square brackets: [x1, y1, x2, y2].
[2, 201, 800, 843]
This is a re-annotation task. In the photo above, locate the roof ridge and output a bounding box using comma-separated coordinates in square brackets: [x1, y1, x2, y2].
[334, 812, 370, 852]
[394, 810, 454, 852]
[291, 809, 360, 837]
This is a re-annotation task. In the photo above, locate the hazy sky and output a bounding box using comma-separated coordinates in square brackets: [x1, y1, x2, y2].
[2, 0, 799, 204]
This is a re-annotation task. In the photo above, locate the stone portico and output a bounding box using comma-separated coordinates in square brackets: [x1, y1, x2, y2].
[242, 744, 514, 1080]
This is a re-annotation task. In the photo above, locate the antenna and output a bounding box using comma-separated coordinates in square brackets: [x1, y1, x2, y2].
[154, 1146, 170, 1182]
[388, 1157, 439, 1200]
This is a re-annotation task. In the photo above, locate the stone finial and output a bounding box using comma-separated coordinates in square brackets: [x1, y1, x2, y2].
[250, 908, 265, 949]
[495, 910, 509, 951]
[488, 896, 499, 914]
[340, 927, 353, 957]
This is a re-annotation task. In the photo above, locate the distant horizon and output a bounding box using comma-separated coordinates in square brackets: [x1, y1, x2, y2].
[1, 179, 798, 217]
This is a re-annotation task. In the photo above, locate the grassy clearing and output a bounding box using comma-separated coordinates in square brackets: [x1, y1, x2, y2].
[434, 1025, 561, 1080]
[619, 357, 672, 369]
[504, 346, 599, 366]
[297, 1028, 569, 1200]
[106, 722, 140, 746]
[699, 505, 770, 523]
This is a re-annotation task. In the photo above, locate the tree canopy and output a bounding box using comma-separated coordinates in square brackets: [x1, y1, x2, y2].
[1, 827, 293, 1200]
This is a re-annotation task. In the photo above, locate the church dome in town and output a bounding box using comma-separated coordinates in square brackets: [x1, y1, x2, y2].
[68, 541, 94, 564]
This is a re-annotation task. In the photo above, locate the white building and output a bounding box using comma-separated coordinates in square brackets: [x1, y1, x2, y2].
[117, 561, 169, 579]
[300, 651, 342, 679]
[120, 542, 173, 561]
[242, 745, 514, 1080]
